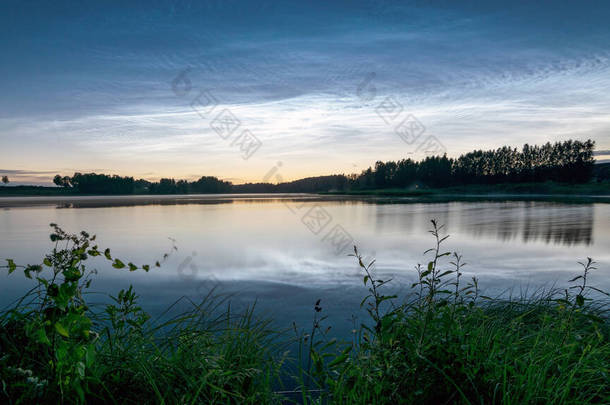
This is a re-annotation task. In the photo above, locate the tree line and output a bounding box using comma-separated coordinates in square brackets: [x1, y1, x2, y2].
[350, 139, 596, 189]
[53, 174, 232, 195]
[51, 139, 596, 194]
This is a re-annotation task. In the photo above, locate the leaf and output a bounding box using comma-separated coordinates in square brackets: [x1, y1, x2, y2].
[322, 338, 337, 350]
[427, 262, 434, 271]
[104, 248, 112, 260]
[112, 259, 125, 269]
[360, 295, 371, 307]
[328, 346, 352, 367]
[128, 262, 138, 271]
[36, 277, 49, 287]
[576, 294, 584, 307]
[26, 264, 42, 273]
[75, 383, 85, 403]
[6, 259, 16, 274]
[587, 286, 610, 296]
[363, 275, 369, 285]
[568, 275, 583, 282]
[142, 264, 150, 271]
[43, 258, 52, 267]
[76, 361, 86, 379]
[54, 322, 70, 338]
[85, 345, 96, 367]
[33, 328, 51, 346]
[378, 295, 397, 303]
[556, 299, 570, 305]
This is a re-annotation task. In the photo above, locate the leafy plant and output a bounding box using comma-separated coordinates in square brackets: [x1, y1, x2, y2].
[0, 224, 170, 403]
[300, 220, 610, 404]
[1, 224, 284, 404]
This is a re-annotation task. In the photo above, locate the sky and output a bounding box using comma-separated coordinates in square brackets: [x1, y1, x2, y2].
[1, 0, 609, 185]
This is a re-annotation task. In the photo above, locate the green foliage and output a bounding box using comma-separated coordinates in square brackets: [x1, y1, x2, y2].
[296, 220, 610, 404]
[0, 225, 281, 404]
[93, 293, 284, 404]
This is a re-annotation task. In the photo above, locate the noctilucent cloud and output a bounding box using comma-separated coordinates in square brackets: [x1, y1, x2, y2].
[1, 0, 609, 185]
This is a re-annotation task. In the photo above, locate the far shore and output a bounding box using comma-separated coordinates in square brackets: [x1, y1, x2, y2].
[1, 190, 609, 208]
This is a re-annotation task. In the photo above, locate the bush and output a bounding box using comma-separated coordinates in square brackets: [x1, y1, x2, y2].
[298, 221, 610, 404]
[0, 225, 283, 404]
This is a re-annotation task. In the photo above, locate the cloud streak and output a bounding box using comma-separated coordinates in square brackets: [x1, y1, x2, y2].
[1, 1, 609, 183]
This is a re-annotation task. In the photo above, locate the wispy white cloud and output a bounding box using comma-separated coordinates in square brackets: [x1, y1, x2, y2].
[1, 1, 609, 183]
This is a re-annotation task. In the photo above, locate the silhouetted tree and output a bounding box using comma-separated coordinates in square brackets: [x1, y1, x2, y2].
[53, 175, 72, 188]
[49, 139, 596, 195]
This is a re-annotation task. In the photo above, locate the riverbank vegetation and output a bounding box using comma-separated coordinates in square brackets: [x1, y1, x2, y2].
[1, 223, 609, 404]
[322, 180, 610, 197]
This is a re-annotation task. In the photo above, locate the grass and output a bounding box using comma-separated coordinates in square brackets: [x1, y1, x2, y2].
[1, 223, 609, 404]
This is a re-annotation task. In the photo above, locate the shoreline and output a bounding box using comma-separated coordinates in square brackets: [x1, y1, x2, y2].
[1, 192, 609, 208]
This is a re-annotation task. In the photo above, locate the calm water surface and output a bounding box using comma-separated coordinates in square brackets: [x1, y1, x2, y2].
[1, 195, 609, 332]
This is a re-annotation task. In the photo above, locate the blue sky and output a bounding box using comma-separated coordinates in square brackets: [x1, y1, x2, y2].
[1, 0, 609, 184]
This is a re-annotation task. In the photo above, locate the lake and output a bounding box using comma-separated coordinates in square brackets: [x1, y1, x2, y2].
[1, 195, 609, 335]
